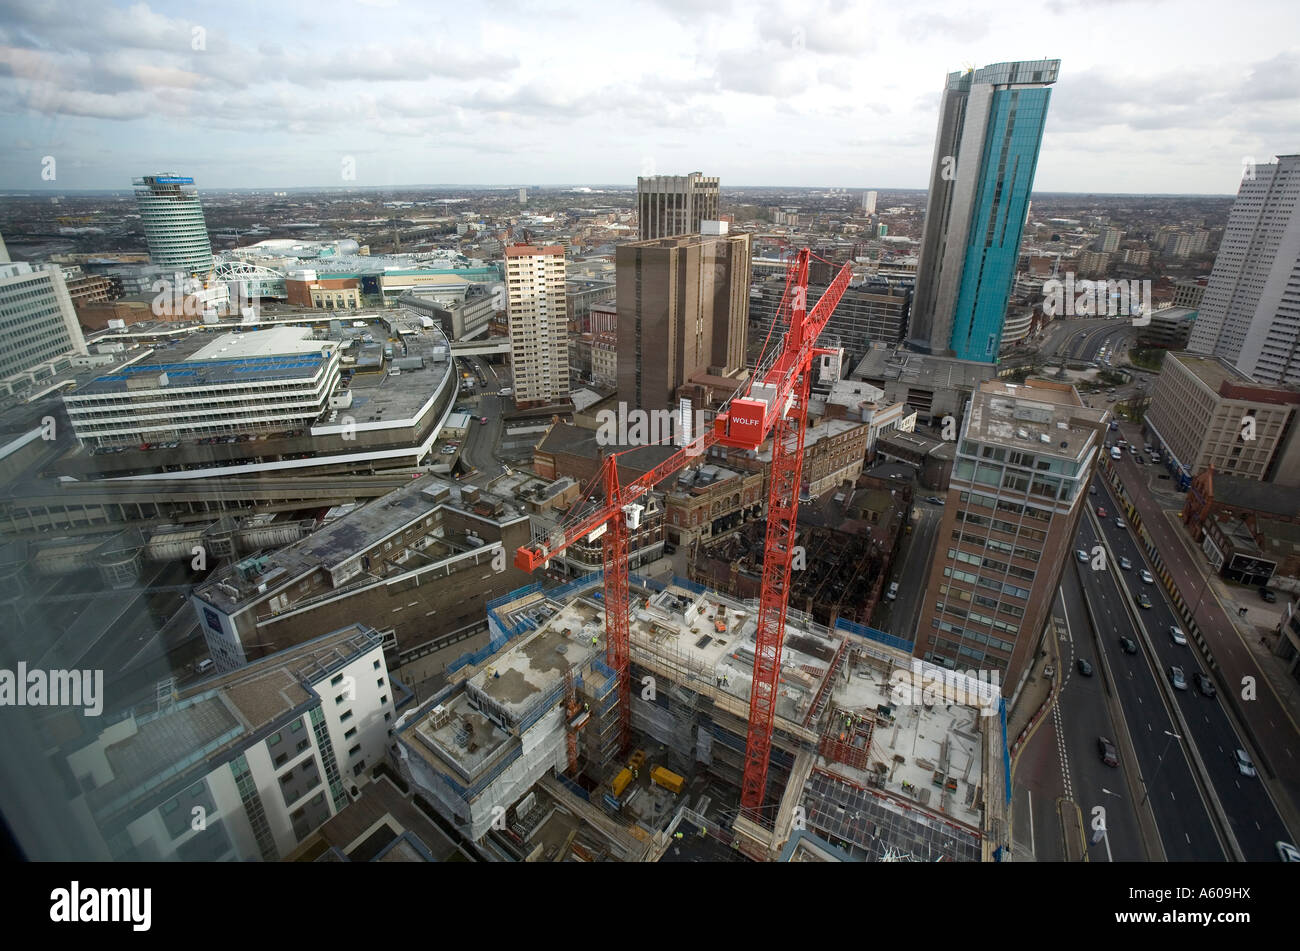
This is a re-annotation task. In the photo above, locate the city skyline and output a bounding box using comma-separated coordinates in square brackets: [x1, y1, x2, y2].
[0, 0, 1296, 194]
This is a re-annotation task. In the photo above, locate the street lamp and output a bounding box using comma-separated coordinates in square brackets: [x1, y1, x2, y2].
[1139, 730, 1181, 807]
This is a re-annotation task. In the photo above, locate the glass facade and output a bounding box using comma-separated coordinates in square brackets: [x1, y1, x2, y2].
[949, 86, 1053, 361]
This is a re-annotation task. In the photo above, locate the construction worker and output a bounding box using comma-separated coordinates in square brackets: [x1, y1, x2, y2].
[674, 831, 684, 841]
[592, 635, 599, 646]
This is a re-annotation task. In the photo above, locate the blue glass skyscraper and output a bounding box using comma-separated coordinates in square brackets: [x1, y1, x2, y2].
[909, 60, 1059, 362]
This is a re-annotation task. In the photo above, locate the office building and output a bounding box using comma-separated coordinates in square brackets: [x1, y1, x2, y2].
[1136, 307, 1197, 350]
[1187, 155, 1300, 386]
[636, 172, 720, 240]
[506, 244, 569, 405]
[63, 327, 341, 448]
[132, 173, 214, 275]
[0, 261, 88, 385]
[1076, 251, 1111, 277]
[1143, 352, 1300, 488]
[750, 278, 909, 365]
[910, 60, 1061, 362]
[915, 379, 1107, 694]
[1173, 279, 1207, 310]
[616, 223, 751, 414]
[191, 474, 532, 672]
[64, 623, 395, 861]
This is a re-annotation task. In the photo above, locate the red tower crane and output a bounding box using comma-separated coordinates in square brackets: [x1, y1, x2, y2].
[514, 247, 853, 822]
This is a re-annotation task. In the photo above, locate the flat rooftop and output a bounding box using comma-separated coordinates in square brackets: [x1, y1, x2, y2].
[967, 379, 1106, 461]
[1169, 351, 1252, 392]
[195, 475, 525, 609]
[853, 349, 999, 391]
[190, 327, 328, 361]
[82, 624, 380, 822]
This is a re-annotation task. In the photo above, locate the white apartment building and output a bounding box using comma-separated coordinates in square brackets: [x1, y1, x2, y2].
[133, 173, 214, 276]
[506, 245, 569, 404]
[0, 261, 88, 386]
[63, 326, 340, 447]
[1187, 155, 1300, 385]
[64, 624, 396, 861]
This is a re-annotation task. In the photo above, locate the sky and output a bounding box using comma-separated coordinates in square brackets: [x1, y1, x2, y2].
[0, 0, 1297, 194]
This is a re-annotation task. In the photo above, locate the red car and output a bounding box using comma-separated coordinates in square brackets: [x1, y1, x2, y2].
[1097, 506, 1107, 518]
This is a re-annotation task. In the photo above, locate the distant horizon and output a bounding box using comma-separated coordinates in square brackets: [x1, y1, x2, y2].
[0, 183, 1241, 200]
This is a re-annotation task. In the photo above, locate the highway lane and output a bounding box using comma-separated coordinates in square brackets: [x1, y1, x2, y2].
[1091, 474, 1291, 861]
[1054, 571, 1147, 860]
[1074, 500, 1225, 860]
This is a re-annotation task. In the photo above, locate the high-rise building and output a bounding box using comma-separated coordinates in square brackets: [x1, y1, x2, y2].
[910, 60, 1060, 362]
[506, 244, 569, 404]
[1144, 351, 1300, 488]
[1187, 155, 1300, 385]
[863, 190, 878, 215]
[616, 222, 750, 414]
[0, 261, 88, 382]
[1095, 227, 1125, 253]
[636, 172, 720, 240]
[132, 173, 213, 275]
[519, 187, 527, 203]
[914, 378, 1106, 694]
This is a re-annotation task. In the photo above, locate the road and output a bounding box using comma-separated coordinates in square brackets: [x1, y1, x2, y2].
[1074, 488, 1225, 860]
[1053, 570, 1148, 860]
[873, 498, 941, 638]
[1105, 425, 1300, 849]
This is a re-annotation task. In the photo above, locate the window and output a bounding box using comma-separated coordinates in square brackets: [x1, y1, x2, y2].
[290, 719, 303, 734]
[373, 659, 381, 670]
[268, 731, 282, 747]
[335, 694, 346, 705]
[330, 674, 344, 687]
[376, 678, 385, 688]
[340, 710, 353, 722]
[344, 727, 357, 739]
[348, 744, 362, 757]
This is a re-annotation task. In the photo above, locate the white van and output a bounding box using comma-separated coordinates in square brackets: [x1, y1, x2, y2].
[1110, 446, 1123, 460]
[195, 659, 215, 675]
[885, 581, 899, 601]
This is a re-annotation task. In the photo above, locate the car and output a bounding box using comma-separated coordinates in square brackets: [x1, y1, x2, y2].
[1193, 672, 1216, 697]
[1118, 636, 1138, 655]
[885, 581, 899, 601]
[1139, 569, 1154, 584]
[1119, 556, 1132, 571]
[1278, 842, 1300, 863]
[1089, 484, 1097, 495]
[1135, 456, 1145, 465]
[1169, 625, 1187, 646]
[1114, 517, 1126, 530]
[925, 496, 944, 504]
[1077, 658, 1093, 676]
[1259, 587, 1277, 603]
[1168, 666, 1187, 690]
[1098, 737, 1119, 767]
[1097, 506, 1108, 518]
[479, 416, 489, 424]
[1138, 592, 1152, 609]
[1234, 748, 1256, 777]
[1076, 549, 1089, 563]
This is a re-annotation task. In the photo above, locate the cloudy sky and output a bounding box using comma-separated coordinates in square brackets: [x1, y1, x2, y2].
[1, 0, 1296, 194]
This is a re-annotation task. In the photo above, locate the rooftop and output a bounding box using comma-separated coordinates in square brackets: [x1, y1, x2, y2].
[853, 349, 999, 392]
[1169, 351, 1253, 392]
[967, 379, 1106, 461]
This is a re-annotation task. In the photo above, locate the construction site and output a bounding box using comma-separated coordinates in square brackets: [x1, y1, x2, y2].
[392, 573, 1007, 862]
[687, 472, 909, 626]
[388, 249, 1007, 862]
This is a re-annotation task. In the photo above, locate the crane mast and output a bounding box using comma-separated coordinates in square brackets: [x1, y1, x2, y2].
[515, 247, 854, 823]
